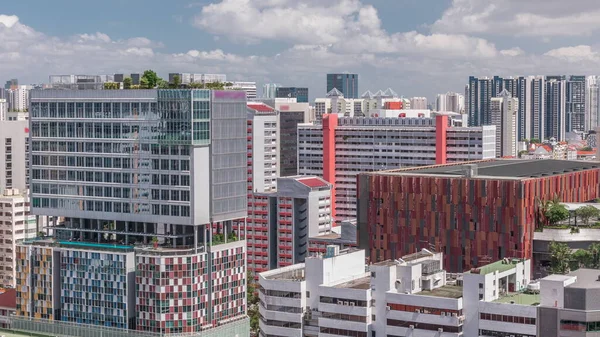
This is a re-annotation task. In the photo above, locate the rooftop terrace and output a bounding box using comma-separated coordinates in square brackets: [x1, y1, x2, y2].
[262, 265, 306, 281]
[333, 276, 371, 290]
[376, 159, 600, 179]
[493, 291, 540, 306]
[419, 285, 463, 299]
[401, 250, 434, 262]
[467, 259, 523, 275]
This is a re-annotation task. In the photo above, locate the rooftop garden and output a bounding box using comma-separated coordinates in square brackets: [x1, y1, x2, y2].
[210, 232, 239, 246]
[535, 196, 600, 232]
[549, 241, 600, 275]
[103, 70, 235, 90]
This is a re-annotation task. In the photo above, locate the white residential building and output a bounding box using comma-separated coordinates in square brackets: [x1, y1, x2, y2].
[0, 120, 29, 193]
[262, 83, 281, 99]
[0, 189, 37, 287]
[229, 81, 257, 99]
[410, 97, 428, 110]
[436, 92, 465, 113]
[298, 114, 496, 221]
[0, 99, 6, 121]
[258, 247, 370, 337]
[463, 258, 536, 337]
[7, 85, 31, 112]
[260, 248, 539, 337]
[586, 75, 600, 131]
[490, 89, 519, 157]
[168, 73, 227, 84]
[315, 88, 405, 121]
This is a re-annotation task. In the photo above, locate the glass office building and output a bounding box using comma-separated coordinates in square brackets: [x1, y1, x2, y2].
[20, 89, 249, 334]
[326, 73, 358, 99]
[275, 87, 309, 103]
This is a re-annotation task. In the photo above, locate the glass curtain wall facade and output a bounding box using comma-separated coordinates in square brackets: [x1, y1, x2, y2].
[23, 89, 249, 333]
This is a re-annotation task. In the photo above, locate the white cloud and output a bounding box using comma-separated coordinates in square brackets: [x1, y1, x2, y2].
[500, 47, 524, 57]
[193, 0, 500, 59]
[433, 0, 600, 37]
[544, 45, 599, 62]
[0, 15, 19, 28]
[4, 8, 600, 100]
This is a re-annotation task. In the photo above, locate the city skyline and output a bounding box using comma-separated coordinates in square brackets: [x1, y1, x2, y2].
[1, 1, 600, 98]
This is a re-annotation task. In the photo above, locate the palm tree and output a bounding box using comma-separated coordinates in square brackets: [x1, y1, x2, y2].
[549, 241, 572, 274]
[588, 243, 600, 269]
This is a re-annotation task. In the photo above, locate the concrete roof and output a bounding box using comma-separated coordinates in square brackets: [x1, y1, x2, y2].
[542, 274, 575, 282]
[567, 269, 600, 289]
[374, 159, 600, 179]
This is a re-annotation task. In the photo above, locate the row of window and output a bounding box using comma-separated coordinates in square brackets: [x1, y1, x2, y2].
[388, 303, 462, 316]
[31, 169, 191, 187]
[33, 155, 189, 173]
[31, 102, 156, 119]
[31, 198, 191, 217]
[32, 141, 191, 157]
[480, 312, 535, 325]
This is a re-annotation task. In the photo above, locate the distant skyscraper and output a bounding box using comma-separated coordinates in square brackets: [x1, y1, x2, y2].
[276, 87, 309, 103]
[326, 73, 358, 98]
[436, 92, 464, 113]
[545, 76, 567, 140]
[587, 76, 600, 131]
[7, 85, 31, 112]
[467, 76, 493, 126]
[229, 81, 257, 99]
[566, 75, 586, 132]
[4, 79, 17, 90]
[262, 83, 280, 99]
[410, 97, 427, 110]
[490, 90, 519, 157]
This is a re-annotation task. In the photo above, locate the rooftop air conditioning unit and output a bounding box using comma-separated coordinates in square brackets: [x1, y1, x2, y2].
[415, 309, 420, 313]
[385, 306, 390, 311]
[337, 300, 343, 305]
[409, 325, 414, 329]
[451, 313, 457, 317]
[441, 312, 446, 316]
[344, 301, 349, 306]
[438, 328, 444, 332]
[350, 302, 355, 306]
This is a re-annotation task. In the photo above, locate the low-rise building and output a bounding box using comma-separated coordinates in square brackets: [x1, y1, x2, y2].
[259, 248, 543, 337]
[0, 189, 37, 287]
[538, 269, 600, 336]
[308, 219, 357, 255]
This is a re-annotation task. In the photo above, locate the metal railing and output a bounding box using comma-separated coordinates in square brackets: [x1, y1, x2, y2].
[10, 315, 250, 337]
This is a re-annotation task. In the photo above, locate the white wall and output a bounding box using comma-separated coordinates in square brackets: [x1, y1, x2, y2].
[192, 147, 210, 225]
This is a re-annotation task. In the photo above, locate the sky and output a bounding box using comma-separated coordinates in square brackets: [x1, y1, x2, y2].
[2, 0, 600, 101]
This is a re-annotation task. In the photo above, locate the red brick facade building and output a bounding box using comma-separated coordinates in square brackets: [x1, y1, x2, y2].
[357, 160, 600, 272]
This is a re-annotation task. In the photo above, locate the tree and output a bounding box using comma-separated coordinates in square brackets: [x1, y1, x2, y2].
[582, 146, 593, 151]
[549, 241, 571, 274]
[545, 203, 569, 226]
[576, 205, 600, 226]
[530, 138, 541, 144]
[103, 82, 119, 90]
[123, 77, 132, 89]
[140, 76, 149, 89]
[588, 243, 600, 269]
[157, 79, 169, 89]
[247, 271, 260, 334]
[571, 249, 591, 270]
[172, 74, 181, 88]
[141, 70, 160, 88]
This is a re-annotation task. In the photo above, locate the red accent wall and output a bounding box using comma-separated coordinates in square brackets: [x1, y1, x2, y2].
[363, 169, 600, 272]
[385, 101, 402, 110]
[435, 115, 448, 165]
[323, 114, 338, 220]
